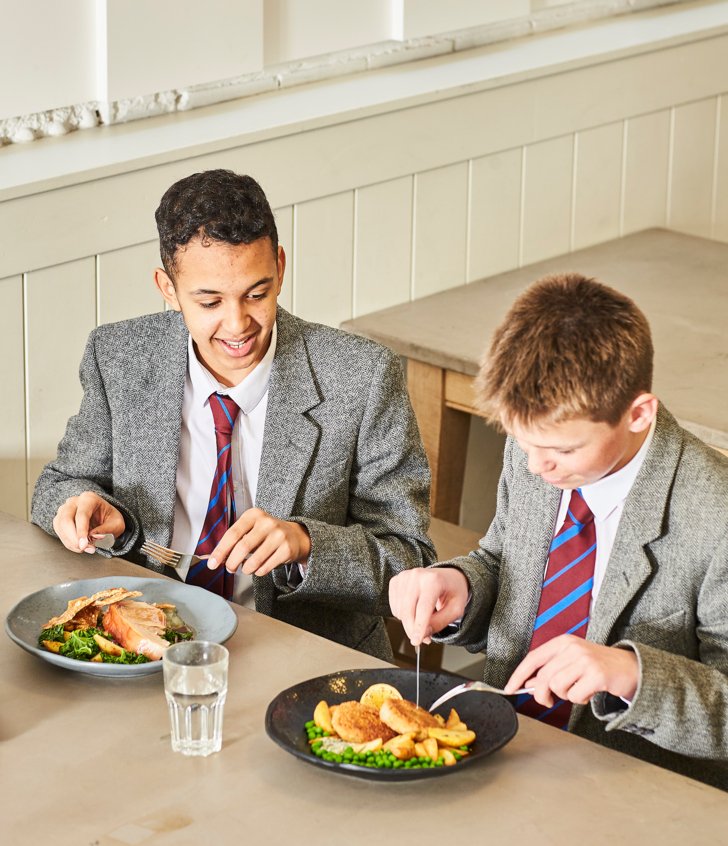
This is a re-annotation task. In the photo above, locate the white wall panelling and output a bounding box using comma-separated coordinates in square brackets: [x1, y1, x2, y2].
[293, 192, 354, 329]
[715, 94, 728, 241]
[0, 275, 26, 518]
[521, 135, 574, 266]
[2, 20, 728, 523]
[274, 205, 294, 314]
[622, 110, 670, 235]
[467, 148, 523, 281]
[24, 258, 96, 515]
[8, 29, 728, 279]
[354, 177, 413, 318]
[572, 122, 624, 251]
[669, 98, 718, 237]
[412, 163, 469, 299]
[97, 241, 165, 325]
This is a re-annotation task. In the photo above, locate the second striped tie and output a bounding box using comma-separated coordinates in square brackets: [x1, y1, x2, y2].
[516, 488, 596, 729]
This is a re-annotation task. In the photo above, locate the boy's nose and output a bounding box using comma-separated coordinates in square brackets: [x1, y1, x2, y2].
[223, 306, 250, 335]
[528, 450, 555, 476]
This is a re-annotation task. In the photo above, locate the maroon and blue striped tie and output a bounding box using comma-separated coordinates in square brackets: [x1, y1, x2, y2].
[516, 489, 596, 729]
[185, 393, 240, 600]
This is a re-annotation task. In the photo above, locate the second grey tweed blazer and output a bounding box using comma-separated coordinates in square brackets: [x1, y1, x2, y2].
[435, 406, 728, 789]
[31, 307, 435, 659]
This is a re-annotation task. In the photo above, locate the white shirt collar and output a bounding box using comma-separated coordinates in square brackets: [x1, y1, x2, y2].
[579, 416, 657, 522]
[187, 322, 277, 415]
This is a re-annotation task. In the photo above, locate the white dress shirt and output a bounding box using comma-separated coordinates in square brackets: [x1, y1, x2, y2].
[551, 417, 656, 607]
[171, 324, 277, 605]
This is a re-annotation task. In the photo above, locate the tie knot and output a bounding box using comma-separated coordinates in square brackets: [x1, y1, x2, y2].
[209, 393, 240, 435]
[568, 489, 593, 526]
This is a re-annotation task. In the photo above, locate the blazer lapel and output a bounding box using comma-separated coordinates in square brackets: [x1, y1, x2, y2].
[137, 312, 188, 546]
[517, 471, 561, 645]
[255, 309, 322, 519]
[587, 405, 681, 645]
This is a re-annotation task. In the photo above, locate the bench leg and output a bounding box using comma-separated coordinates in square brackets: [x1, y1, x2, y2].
[407, 359, 470, 523]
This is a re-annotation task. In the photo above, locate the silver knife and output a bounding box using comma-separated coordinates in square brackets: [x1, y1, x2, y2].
[90, 533, 116, 551]
[415, 644, 420, 707]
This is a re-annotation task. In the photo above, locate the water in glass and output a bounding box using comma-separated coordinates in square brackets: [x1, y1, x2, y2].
[163, 641, 228, 756]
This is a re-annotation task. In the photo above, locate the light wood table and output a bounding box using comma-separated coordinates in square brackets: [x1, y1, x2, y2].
[2, 511, 728, 845]
[342, 229, 728, 521]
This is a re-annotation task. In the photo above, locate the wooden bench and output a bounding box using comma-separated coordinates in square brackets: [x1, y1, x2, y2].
[343, 229, 728, 521]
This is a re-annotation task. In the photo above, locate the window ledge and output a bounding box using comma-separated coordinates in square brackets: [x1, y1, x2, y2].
[1, 0, 727, 201]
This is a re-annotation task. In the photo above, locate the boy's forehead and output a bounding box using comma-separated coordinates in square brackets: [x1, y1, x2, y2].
[506, 414, 605, 447]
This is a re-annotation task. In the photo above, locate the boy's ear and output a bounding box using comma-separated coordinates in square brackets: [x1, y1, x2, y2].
[628, 393, 658, 433]
[154, 268, 181, 311]
[276, 245, 286, 296]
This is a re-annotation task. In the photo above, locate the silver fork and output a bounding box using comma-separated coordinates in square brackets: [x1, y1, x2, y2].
[140, 540, 202, 571]
[428, 680, 535, 712]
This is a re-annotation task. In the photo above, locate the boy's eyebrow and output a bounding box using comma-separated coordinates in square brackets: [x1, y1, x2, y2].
[532, 440, 585, 450]
[189, 278, 274, 296]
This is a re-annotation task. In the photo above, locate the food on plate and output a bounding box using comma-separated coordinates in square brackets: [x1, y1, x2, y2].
[103, 600, 170, 661]
[305, 683, 475, 771]
[379, 697, 440, 738]
[38, 587, 194, 664]
[359, 682, 403, 710]
[331, 701, 396, 744]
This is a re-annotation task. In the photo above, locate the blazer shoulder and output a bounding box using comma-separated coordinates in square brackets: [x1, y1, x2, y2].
[676, 428, 728, 500]
[93, 310, 182, 342]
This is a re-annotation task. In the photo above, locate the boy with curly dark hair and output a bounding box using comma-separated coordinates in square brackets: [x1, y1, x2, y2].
[33, 169, 435, 659]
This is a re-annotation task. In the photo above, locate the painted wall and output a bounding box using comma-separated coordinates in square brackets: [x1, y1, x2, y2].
[1, 22, 726, 531]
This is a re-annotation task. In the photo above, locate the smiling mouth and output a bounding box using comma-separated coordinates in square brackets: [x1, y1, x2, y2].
[217, 335, 255, 354]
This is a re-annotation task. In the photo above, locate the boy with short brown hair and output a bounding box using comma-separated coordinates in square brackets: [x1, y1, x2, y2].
[389, 273, 728, 789]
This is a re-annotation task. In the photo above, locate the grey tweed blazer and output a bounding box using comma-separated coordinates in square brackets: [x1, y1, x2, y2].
[435, 405, 728, 789]
[31, 307, 435, 659]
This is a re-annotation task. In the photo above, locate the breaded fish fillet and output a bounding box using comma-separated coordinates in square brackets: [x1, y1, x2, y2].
[380, 698, 440, 737]
[331, 701, 396, 744]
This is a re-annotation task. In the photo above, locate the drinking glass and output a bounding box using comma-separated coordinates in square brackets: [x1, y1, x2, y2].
[163, 640, 229, 756]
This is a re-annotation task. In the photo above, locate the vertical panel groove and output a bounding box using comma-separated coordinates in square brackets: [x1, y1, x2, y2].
[518, 146, 526, 268]
[95, 254, 101, 327]
[22, 272, 30, 520]
[666, 106, 676, 226]
[619, 119, 629, 237]
[465, 159, 473, 284]
[409, 174, 418, 301]
[569, 132, 578, 252]
[351, 188, 360, 317]
[711, 95, 722, 238]
[291, 203, 299, 316]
